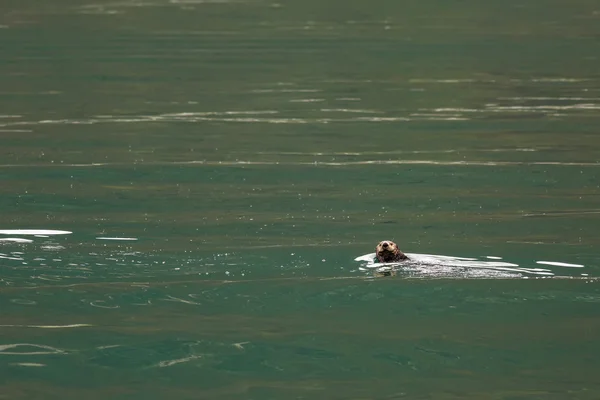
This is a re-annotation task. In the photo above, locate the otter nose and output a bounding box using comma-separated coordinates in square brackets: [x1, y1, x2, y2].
[382, 242, 389, 248]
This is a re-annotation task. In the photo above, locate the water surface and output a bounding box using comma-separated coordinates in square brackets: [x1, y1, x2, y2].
[1, 0, 600, 398]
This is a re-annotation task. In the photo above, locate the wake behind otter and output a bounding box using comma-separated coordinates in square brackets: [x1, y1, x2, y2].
[355, 252, 584, 279]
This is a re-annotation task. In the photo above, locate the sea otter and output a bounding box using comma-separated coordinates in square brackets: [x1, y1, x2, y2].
[376, 240, 408, 263]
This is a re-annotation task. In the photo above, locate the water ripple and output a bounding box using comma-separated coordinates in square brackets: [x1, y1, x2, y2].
[1, 160, 597, 168]
[154, 355, 202, 368]
[0, 324, 93, 329]
[0, 343, 67, 355]
[2, 92, 598, 130]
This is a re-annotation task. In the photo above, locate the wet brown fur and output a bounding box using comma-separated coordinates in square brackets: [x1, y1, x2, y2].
[376, 240, 408, 263]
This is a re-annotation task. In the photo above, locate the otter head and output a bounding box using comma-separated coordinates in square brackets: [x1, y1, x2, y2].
[375, 240, 408, 263]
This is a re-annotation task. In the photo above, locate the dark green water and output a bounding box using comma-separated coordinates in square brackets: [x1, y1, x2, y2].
[1, 0, 600, 398]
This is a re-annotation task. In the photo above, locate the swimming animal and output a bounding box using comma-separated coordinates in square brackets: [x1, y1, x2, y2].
[375, 240, 408, 263]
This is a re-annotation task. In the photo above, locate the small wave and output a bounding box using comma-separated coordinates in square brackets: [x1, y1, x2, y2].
[432, 108, 483, 113]
[289, 98, 325, 103]
[157, 110, 279, 117]
[411, 113, 464, 117]
[9, 299, 37, 305]
[353, 116, 410, 122]
[536, 261, 584, 268]
[41, 245, 66, 251]
[412, 116, 470, 121]
[96, 237, 138, 241]
[1, 160, 599, 169]
[530, 78, 590, 82]
[89, 301, 119, 309]
[251, 89, 322, 93]
[257, 148, 536, 156]
[498, 97, 600, 101]
[5, 101, 596, 129]
[0, 324, 92, 329]
[0, 238, 34, 243]
[0, 343, 67, 355]
[162, 295, 202, 305]
[154, 355, 202, 368]
[0, 229, 72, 236]
[524, 210, 600, 217]
[77, 0, 244, 13]
[10, 363, 46, 367]
[409, 79, 477, 83]
[487, 104, 600, 111]
[320, 108, 382, 114]
[0, 255, 25, 260]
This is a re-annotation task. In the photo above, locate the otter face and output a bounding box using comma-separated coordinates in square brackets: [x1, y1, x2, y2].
[375, 240, 408, 263]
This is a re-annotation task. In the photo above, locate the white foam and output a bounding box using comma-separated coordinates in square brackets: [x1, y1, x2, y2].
[353, 252, 584, 278]
[0, 229, 72, 236]
[0, 238, 33, 243]
[354, 253, 376, 262]
[536, 261, 585, 268]
[413, 253, 479, 261]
